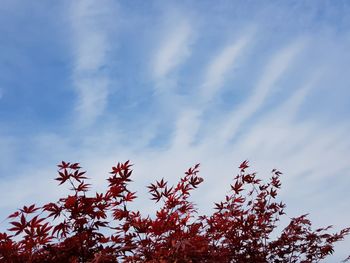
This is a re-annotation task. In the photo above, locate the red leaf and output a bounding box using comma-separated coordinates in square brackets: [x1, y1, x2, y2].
[231, 181, 243, 195]
[57, 161, 70, 169]
[7, 211, 20, 219]
[20, 204, 39, 214]
[124, 192, 137, 202]
[239, 160, 249, 170]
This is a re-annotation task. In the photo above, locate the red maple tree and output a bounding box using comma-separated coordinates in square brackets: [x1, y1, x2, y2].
[0, 160, 349, 262]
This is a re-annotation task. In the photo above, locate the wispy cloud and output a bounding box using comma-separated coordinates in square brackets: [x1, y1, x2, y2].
[219, 39, 306, 142]
[70, 0, 117, 126]
[152, 19, 193, 82]
[200, 35, 251, 102]
[171, 109, 201, 148]
[170, 34, 252, 148]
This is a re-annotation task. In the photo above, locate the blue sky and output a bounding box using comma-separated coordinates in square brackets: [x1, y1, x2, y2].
[1, 0, 350, 261]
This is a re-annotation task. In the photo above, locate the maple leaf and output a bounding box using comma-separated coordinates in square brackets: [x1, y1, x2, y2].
[124, 192, 137, 202]
[76, 182, 91, 192]
[7, 211, 20, 219]
[231, 181, 243, 195]
[239, 160, 249, 170]
[20, 204, 39, 214]
[57, 161, 70, 169]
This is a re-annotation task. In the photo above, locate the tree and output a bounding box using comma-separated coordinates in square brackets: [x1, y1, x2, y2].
[0, 160, 349, 262]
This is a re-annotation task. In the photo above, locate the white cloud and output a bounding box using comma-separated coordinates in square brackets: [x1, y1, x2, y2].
[152, 20, 192, 81]
[171, 109, 201, 148]
[200, 35, 251, 102]
[168, 35, 252, 149]
[219, 39, 306, 142]
[69, 0, 117, 126]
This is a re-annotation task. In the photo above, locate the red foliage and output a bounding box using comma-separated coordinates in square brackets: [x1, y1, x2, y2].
[0, 160, 349, 262]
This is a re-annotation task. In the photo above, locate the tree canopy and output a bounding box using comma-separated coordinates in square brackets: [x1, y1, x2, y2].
[1, 160, 349, 262]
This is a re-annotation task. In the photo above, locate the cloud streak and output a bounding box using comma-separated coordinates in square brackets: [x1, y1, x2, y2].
[200, 35, 251, 102]
[70, 0, 117, 126]
[152, 19, 192, 81]
[170, 34, 252, 148]
[219, 39, 306, 142]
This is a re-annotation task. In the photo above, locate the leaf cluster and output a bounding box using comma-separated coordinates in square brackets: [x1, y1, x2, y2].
[0, 161, 349, 263]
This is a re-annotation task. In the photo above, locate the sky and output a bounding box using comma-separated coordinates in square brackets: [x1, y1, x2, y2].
[1, 0, 350, 261]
